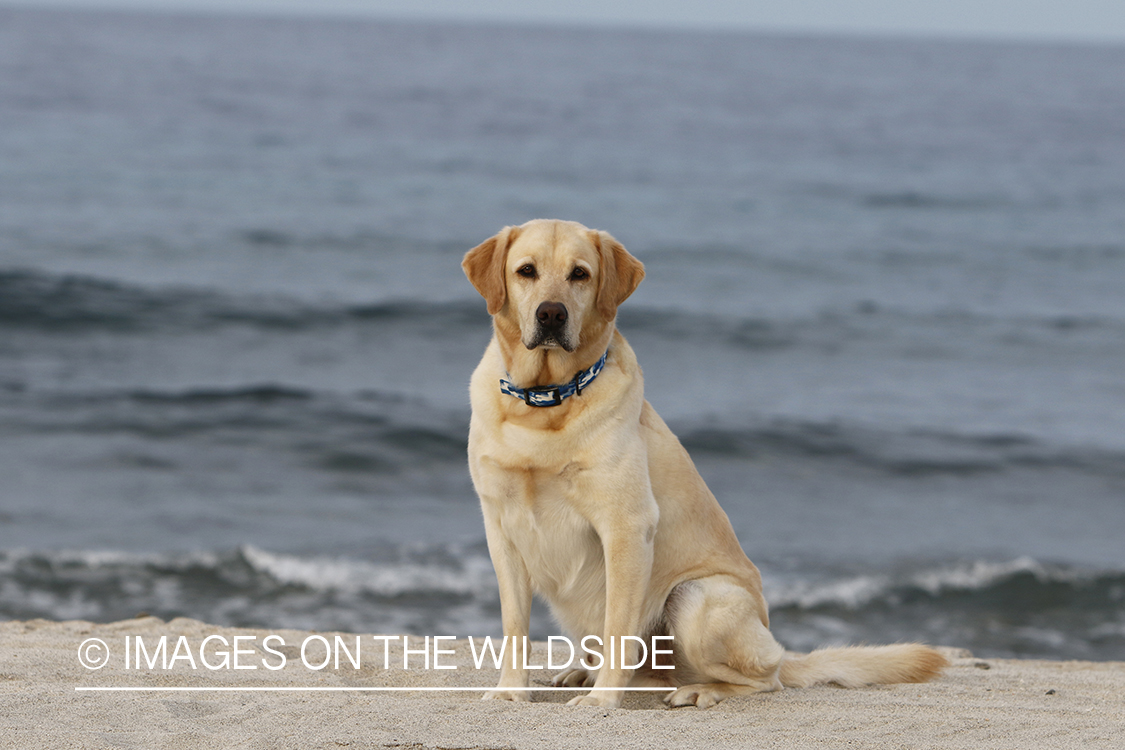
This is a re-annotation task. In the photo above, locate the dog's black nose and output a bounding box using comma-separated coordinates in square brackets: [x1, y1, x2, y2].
[536, 301, 568, 329]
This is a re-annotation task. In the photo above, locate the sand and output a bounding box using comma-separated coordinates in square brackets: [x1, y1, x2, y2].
[1, 616, 1122, 749]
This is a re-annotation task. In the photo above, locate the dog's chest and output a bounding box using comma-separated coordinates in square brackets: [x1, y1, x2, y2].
[479, 458, 605, 599]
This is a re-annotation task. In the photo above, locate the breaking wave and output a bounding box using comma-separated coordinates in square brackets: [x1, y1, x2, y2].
[2, 548, 1122, 659]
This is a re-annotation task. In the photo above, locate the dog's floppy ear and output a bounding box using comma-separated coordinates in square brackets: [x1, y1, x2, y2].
[463, 225, 520, 315]
[592, 230, 645, 319]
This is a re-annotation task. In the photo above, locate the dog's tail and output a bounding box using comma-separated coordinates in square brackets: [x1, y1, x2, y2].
[778, 644, 949, 688]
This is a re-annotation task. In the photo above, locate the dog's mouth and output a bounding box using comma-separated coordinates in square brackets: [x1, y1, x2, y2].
[525, 327, 576, 352]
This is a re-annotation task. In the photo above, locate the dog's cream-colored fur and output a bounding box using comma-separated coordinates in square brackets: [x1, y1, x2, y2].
[463, 219, 947, 709]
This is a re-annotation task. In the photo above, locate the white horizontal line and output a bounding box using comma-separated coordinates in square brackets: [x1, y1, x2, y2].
[75, 686, 677, 692]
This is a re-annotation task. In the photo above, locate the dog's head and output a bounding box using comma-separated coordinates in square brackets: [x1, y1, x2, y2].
[463, 220, 645, 353]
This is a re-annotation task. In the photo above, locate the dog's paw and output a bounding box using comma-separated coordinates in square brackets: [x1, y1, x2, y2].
[481, 688, 531, 702]
[664, 684, 722, 709]
[565, 690, 623, 709]
[551, 668, 596, 688]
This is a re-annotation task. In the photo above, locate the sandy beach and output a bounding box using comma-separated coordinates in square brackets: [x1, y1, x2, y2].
[2, 617, 1121, 749]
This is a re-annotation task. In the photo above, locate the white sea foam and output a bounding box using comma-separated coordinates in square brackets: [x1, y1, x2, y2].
[239, 545, 496, 598]
[765, 556, 1083, 610]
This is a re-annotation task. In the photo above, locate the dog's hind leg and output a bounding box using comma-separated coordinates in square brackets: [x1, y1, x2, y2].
[660, 575, 947, 707]
[661, 576, 786, 708]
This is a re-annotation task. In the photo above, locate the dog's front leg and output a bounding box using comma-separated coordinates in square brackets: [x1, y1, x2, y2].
[480, 508, 534, 702]
[567, 513, 656, 708]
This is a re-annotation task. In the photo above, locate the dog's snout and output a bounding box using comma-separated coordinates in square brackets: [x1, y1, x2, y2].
[536, 302, 568, 329]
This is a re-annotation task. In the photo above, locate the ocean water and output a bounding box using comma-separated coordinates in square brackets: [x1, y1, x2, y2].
[2, 7, 1124, 660]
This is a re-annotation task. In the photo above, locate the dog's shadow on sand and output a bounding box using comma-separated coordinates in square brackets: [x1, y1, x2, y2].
[529, 681, 670, 710]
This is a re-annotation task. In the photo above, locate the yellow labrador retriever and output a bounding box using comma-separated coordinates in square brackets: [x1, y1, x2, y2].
[463, 219, 946, 708]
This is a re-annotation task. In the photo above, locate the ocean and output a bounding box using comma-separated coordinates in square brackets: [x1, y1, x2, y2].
[2, 6, 1124, 661]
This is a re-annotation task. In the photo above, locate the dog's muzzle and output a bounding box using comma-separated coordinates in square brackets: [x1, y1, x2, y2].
[527, 301, 574, 351]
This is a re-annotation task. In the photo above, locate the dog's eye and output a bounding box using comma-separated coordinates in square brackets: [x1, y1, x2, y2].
[570, 267, 589, 281]
[516, 265, 536, 279]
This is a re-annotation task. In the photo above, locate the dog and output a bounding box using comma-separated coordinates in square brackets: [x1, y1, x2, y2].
[462, 219, 947, 708]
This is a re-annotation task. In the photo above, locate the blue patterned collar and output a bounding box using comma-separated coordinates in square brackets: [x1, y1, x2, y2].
[499, 350, 609, 407]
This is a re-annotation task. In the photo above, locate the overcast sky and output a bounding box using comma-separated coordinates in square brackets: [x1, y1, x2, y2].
[4, 0, 1125, 43]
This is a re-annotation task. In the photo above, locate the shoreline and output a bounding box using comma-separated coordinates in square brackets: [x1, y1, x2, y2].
[3, 617, 1123, 749]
